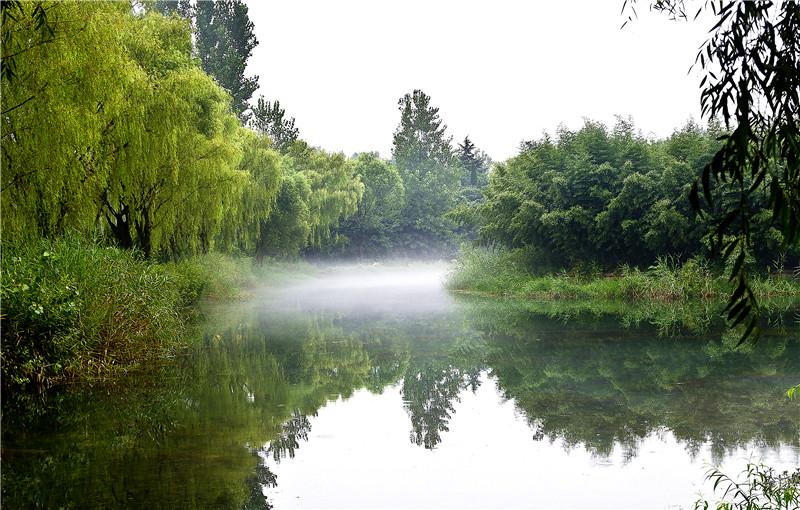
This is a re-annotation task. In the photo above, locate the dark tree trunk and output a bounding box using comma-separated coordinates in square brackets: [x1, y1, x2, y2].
[104, 204, 133, 249]
[134, 207, 152, 258]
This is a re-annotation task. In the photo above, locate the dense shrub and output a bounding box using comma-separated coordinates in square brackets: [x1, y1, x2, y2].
[0, 238, 260, 387]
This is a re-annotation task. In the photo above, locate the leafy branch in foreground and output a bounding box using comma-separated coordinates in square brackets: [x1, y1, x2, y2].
[625, 1, 800, 346]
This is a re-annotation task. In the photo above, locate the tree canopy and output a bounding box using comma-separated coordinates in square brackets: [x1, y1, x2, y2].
[473, 119, 796, 272]
[0, 2, 367, 262]
[392, 90, 463, 255]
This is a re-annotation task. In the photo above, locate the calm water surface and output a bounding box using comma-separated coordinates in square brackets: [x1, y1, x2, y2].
[3, 263, 799, 509]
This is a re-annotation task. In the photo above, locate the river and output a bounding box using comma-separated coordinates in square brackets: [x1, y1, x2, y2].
[2, 262, 799, 509]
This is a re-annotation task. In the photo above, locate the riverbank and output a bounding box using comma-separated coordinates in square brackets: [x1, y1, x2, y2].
[447, 248, 800, 333]
[1, 238, 309, 388]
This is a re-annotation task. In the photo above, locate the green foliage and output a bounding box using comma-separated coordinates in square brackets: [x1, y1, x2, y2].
[1, 3, 259, 260]
[1, 238, 186, 386]
[625, 0, 800, 344]
[694, 464, 800, 510]
[193, 0, 259, 120]
[448, 246, 800, 335]
[106, 11, 246, 258]
[392, 89, 463, 255]
[217, 129, 283, 255]
[258, 171, 312, 258]
[1, 1, 54, 86]
[2, 1, 137, 241]
[257, 143, 364, 258]
[326, 153, 406, 257]
[1, 3, 366, 263]
[473, 119, 798, 271]
[251, 96, 300, 153]
[287, 143, 364, 248]
[456, 136, 491, 193]
[0, 236, 306, 388]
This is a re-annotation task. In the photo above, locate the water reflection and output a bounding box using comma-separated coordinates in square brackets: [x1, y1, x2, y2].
[2, 264, 798, 509]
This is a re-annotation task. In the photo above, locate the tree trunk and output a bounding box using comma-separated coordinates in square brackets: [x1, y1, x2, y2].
[105, 205, 133, 249]
[134, 207, 152, 258]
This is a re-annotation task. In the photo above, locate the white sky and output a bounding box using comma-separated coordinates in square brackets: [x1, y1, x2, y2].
[245, 1, 710, 161]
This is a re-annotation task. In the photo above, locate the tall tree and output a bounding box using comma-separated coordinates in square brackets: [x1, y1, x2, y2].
[152, 0, 192, 18]
[193, 0, 259, 121]
[251, 96, 299, 153]
[393, 89, 455, 176]
[392, 90, 461, 254]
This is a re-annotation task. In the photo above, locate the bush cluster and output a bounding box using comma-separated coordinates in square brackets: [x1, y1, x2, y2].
[1, 238, 258, 387]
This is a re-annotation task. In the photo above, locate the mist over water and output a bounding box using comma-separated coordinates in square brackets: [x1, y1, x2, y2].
[263, 261, 456, 316]
[3, 262, 798, 509]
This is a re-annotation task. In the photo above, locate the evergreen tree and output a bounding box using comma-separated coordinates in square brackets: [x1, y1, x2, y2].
[152, 0, 192, 18]
[392, 89, 454, 175]
[251, 96, 299, 153]
[457, 136, 489, 187]
[391, 90, 460, 254]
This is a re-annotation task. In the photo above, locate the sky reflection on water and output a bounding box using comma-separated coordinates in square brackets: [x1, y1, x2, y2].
[2, 263, 798, 509]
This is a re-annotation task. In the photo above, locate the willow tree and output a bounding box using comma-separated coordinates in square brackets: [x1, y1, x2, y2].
[257, 144, 364, 258]
[257, 171, 312, 259]
[1, 2, 137, 240]
[217, 129, 284, 255]
[286, 143, 364, 248]
[99, 11, 245, 259]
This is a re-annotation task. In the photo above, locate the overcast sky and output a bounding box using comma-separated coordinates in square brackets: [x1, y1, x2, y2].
[245, 1, 710, 161]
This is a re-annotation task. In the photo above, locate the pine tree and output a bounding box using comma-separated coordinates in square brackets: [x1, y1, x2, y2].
[251, 96, 299, 153]
[392, 89, 454, 176]
[391, 90, 460, 253]
[457, 136, 488, 187]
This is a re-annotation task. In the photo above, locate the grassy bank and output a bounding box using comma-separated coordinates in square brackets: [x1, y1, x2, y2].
[1, 238, 306, 388]
[447, 248, 800, 334]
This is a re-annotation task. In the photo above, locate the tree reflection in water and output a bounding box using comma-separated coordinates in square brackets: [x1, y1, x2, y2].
[2, 295, 798, 509]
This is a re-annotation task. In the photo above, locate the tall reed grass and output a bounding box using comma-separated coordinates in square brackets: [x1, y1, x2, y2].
[447, 247, 800, 303]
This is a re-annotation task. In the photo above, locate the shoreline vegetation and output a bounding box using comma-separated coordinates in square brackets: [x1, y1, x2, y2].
[5, 237, 798, 391]
[447, 247, 800, 334]
[0, 237, 312, 389]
